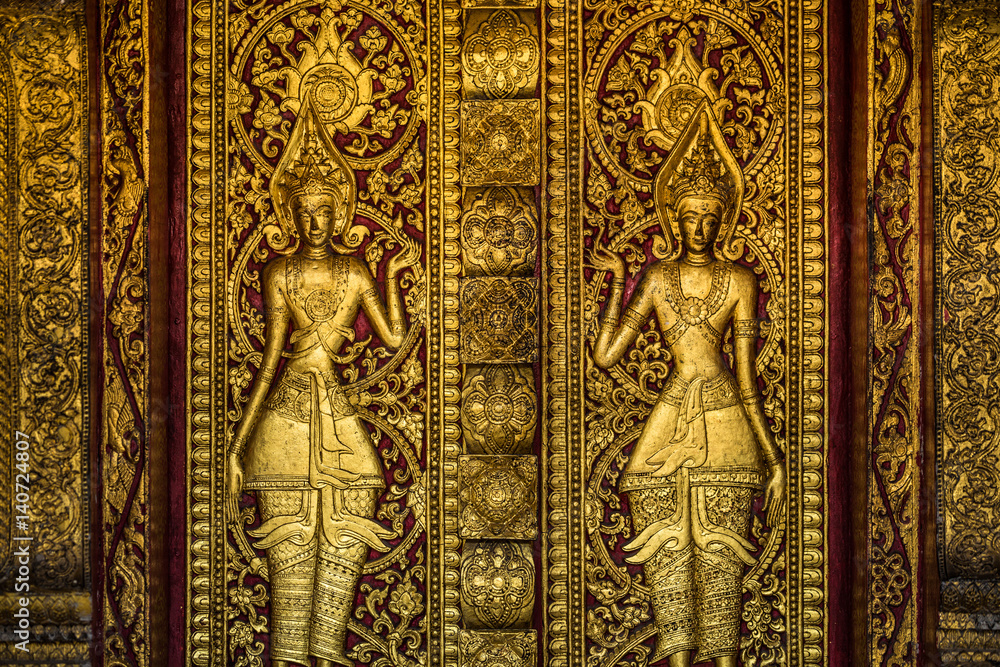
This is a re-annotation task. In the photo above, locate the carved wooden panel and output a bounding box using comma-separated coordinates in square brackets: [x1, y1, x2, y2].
[933, 1, 1000, 663]
[0, 1, 92, 663]
[183, 0, 839, 664]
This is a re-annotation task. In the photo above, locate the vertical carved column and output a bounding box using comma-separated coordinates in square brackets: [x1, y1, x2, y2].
[0, 1, 91, 662]
[933, 2, 1000, 663]
[866, 0, 923, 664]
[99, 0, 152, 663]
[456, 4, 541, 665]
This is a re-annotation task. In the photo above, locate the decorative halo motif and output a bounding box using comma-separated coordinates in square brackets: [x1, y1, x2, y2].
[303, 64, 361, 124]
[232, 3, 422, 171]
[585, 15, 781, 190]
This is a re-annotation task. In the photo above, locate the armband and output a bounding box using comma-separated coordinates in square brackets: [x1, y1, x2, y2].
[740, 387, 761, 403]
[610, 278, 626, 291]
[257, 367, 275, 383]
[621, 307, 645, 331]
[361, 286, 380, 305]
[733, 319, 759, 339]
[391, 319, 406, 335]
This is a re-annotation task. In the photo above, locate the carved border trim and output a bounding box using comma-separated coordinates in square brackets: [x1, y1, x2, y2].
[100, 0, 151, 664]
[186, 0, 223, 662]
[933, 1, 1000, 662]
[867, 0, 922, 663]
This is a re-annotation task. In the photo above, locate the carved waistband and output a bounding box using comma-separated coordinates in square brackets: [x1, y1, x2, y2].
[621, 466, 764, 491]
[658, 373, 739, 412]
[265, 367, 356, 423]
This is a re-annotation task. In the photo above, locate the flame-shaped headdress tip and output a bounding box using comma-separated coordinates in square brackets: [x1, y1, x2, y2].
[666, 129, 737, 211]
[270, 94, 357, 237]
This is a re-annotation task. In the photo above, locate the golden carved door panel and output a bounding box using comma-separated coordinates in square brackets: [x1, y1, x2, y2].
[183, 0, 834, 665]
[7, 0, 1000, 665]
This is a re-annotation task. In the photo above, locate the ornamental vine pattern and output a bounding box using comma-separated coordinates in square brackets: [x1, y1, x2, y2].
[867, 0, 922, 664]
[934, 2, 1000, 663]
[101, 0, 151, 664]
[0, 2, 91, 662]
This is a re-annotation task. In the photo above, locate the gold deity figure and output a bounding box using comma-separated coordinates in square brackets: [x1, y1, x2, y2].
[590, 113, 786, 666]
[225, 97, 419, 667]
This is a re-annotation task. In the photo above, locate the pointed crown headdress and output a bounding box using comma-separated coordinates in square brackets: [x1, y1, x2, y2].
[636, 29, 745, 260]
[270, 91, 362, 248]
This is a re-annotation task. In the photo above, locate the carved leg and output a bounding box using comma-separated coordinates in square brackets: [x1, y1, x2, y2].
[694, 486, 755, 663]
[666, 650, 693, 667]
[259, 490, 318, 666]
[309, 488, 379, 666]
[629, 487, 696, 662]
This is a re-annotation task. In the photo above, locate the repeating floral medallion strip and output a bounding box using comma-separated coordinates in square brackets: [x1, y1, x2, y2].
[0, 0, 91, 662]
[868, 0, 922, 663]
[101, 0, 151, 664]
[933, 1, 1000, 663]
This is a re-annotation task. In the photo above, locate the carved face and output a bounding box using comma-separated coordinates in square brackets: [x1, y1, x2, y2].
[291, 193, 339, 248]
[677, 196, 724, 254]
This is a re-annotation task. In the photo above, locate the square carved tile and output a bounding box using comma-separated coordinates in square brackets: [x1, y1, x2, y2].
[461, 187, 537, 276]
[462, 364, 536, 455]
[459, 630, 537, 667]
[459, 455, 538, 540]
[461, 541, 535, 629]
[462, 10, 540, 99]
[461, 100, 539, 186]
[460, 277, 538, 364]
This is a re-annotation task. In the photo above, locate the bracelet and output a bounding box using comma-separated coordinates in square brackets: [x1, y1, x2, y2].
[361, 287, 380, 305]
[257, 367, 275, 382]
[740, 387, 761, 403]
[230, 435, 248, 458]
[764, 452, 782, 468]
[610, 278, 625, 291]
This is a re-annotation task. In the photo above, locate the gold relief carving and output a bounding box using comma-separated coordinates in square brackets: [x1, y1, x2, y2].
[460, 0, 539, 11]
[462, 10, 540, 99]
[459, 629, 538, 667]
[462, 365, 537, 455]
[460, 541, 535, 628]
[461, 100, 540, 186]
[226, 93, 422, 666]
[0, 12, 89, 665]
[460, 277, 539, 363]
[191, 0, 429, 664]
[101, 0, 151, 663]
[588, 51, 784, 663]
[458, 455, 538, 539]
[0, 0, 88, 591]
[867, 0, 922, 663]
[934, 2, 1000, 662]
[460, 187, 538, 276]
[581, 2, 826, 665]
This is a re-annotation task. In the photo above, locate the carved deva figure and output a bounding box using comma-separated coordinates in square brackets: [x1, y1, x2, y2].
[226, 96, 419, 666]
[590, 89, 786, 664]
